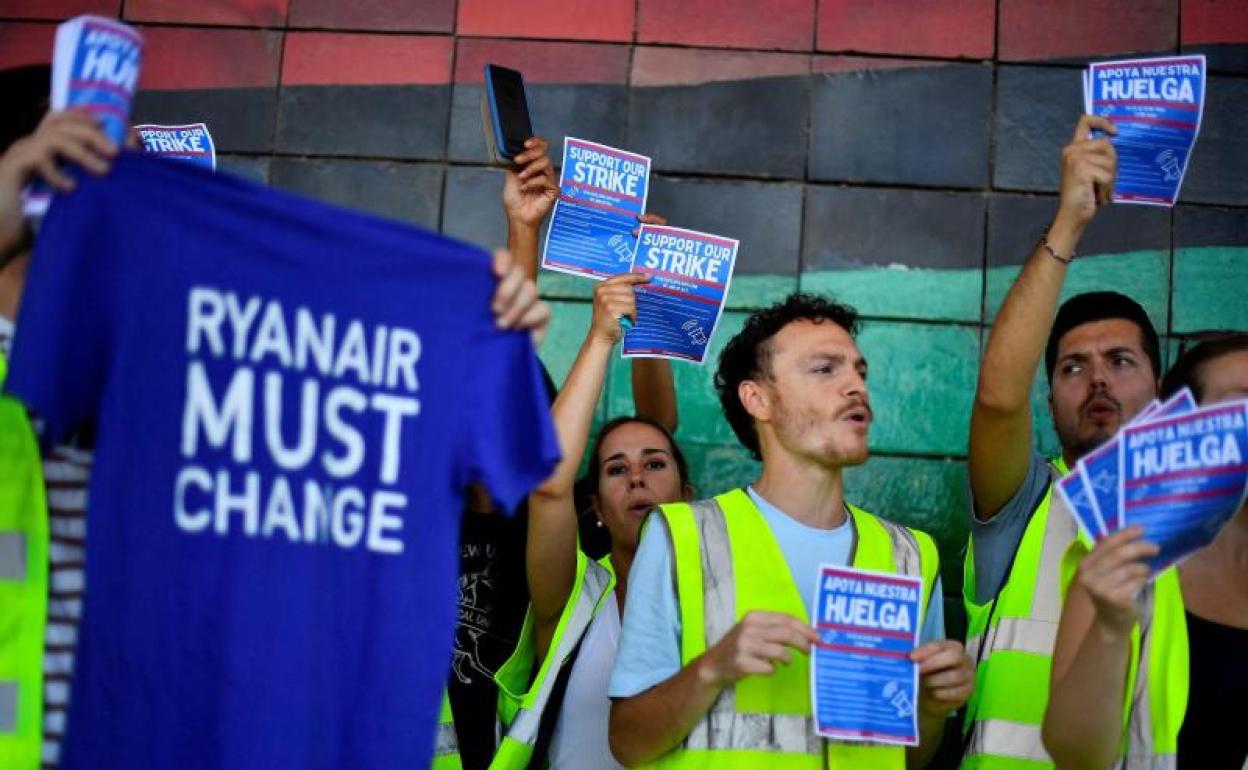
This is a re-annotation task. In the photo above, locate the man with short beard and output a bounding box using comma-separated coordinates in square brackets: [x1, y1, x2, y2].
[608, 293, 973, 769]
[958, 115, 1162, 770]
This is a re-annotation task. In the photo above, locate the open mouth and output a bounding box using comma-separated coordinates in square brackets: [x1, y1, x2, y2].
[627, 501, 655, 518]
[841, 406, 872, 426]
[1084, 398, 1119, 421]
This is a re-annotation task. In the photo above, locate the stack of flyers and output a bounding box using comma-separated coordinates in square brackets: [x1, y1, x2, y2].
[541, 137, 651, 279]
[1057, 387, 1248, 572]
[810, 566, 923, 747]
[136, 123, 217, 171]
[623, 225, 737, 364]
[23, 15, 143, 217]
[1081, 54, 1206, 207]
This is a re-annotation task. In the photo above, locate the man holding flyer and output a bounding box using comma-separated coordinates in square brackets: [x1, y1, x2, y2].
[960, 114, 1163, 769]
[609, 293, 972, 769]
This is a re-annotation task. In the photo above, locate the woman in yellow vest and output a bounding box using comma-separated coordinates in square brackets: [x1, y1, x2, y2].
[609, 293, 974, 769]
[1044, 334, 1248, 769]
[489, 268, 691, 769]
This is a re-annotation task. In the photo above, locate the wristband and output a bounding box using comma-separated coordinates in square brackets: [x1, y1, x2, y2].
[1039, 231, 1075, 265]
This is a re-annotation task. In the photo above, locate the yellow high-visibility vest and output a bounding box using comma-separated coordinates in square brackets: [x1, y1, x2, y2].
[961, 459, 1073, 770]
[642, 488, 939, 770]
[0, 351, 49, 769]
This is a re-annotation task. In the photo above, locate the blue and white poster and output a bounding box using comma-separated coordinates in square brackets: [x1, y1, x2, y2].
[541, 137, 651, 279]
[622, 224, 737, 364]
[1057, 471, 1104, 541]
[1121, 401, 1248, 571]
[137, 123, 217, 171]
[1079, 440, 1123, 535]
[811, 565, 922, 746]
[24, 15, 143, 217]
[1154, 387, 1197, 419]
[1084, 55, 1206, 206]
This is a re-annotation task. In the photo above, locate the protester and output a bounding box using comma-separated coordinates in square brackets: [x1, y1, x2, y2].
[482, 265, 688, 770]
[959, 115, 1164, 768]
[2, 90, 554, 770]
[0, 66, 118, 769]
[608, 293, 972, 768]
[445, 135, 560, 770]
[443, 138, 680, 770]
[1043, 333, 1248, 769]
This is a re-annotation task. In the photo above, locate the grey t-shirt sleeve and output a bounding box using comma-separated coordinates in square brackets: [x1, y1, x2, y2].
[967, 451, 1051, 605]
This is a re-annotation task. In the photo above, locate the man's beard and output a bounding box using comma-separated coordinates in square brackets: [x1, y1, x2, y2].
[1061, 391, 1125, 461]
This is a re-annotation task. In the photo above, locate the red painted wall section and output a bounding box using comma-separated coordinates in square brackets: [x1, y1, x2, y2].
[0, 0, 118, 21]
[0, 22, 56, 68]
[999, 0, 1178, 60]
[632, 47, 810, 87]
[1182, 0, 1248, 45]
[281, 32, 452, 86]
[124, 0, 288, 27]
[456, 0, 634, 42]
[818, 0, 994, 59]
[287, 0, 455, 33]
[813, 56, 943, 75]
[637, 0, 815, 51]
[138, 27, 281, 90]
[454, 38, 629, 85]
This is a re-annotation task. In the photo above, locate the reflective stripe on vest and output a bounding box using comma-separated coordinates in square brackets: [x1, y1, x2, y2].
[489, 550, 614, 769]
[961, 459, 1074, 770]
[0, 351, 49, 769]
[644, 488, 939, 770]
[431, 691, 463, 770]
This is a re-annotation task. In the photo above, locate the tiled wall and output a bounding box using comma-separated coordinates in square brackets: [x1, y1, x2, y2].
[3, 0, 1247, 610]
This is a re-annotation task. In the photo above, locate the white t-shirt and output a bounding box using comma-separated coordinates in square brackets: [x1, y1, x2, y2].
[548, 591, 625, 770]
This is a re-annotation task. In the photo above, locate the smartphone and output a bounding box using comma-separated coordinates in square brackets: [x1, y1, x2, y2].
[482, 64, 533, 163]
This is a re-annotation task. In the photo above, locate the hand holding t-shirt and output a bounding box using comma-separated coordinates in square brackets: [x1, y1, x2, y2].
[5, 152, 559, 770]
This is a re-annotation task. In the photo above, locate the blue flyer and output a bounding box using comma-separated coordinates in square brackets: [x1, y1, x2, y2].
[1080, 440, 1123, 535]
[1121, 401, 1248, 572]
[1057, 471, 1104, 541]
[136, 123, 217, 171]
[622, 225, 737, 364]
[1060, 399, 1160, 539]
[1084, 55, 1206, 207]
[541, 137, 651, 279]
[23, 15, 143, 217]
[1154, 387, 1197, 419]
[1078, 390, 1197, 533]
[811, 565, 922, 746]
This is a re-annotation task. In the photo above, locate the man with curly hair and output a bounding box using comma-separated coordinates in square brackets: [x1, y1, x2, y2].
[608, 293, 973, 769]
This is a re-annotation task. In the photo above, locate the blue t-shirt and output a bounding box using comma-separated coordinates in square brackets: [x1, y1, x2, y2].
[5, 153, 560, 770]
[609, 487, 944, 698]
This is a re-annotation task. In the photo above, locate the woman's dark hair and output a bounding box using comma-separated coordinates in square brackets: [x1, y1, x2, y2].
[714, 293, 860, 460]
[584, 415, 689, 490]
[1161, 332, 1248, 402]
[574, 415, 689, 558]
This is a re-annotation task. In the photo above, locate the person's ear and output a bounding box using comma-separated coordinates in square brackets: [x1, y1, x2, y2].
[739, 379, 771, 423]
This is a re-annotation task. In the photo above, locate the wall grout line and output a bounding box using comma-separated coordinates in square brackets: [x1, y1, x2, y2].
[435, 0, 461, 236]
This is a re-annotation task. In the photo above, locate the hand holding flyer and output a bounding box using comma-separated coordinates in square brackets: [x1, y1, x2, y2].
[1058, 388, 1248, 573]
[136, 124, 217, 171]
[23, 15, 143, 217]
[1082, 55, 1206, 206]
[541, 138, 651, 279]
[1121, 401, 1248, 571]
[622, 224, 737, 364]
[811, 566, 922, 746]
